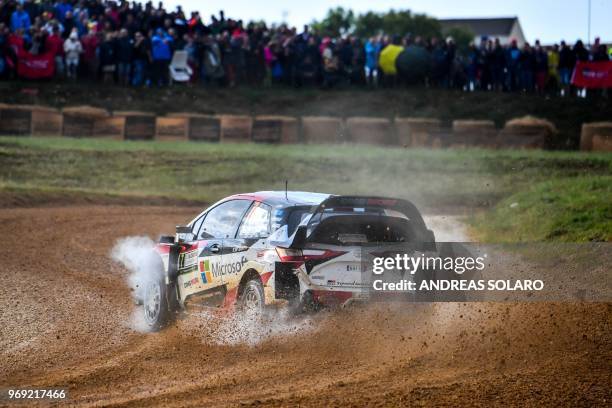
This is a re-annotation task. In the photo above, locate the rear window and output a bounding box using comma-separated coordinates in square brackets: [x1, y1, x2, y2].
[307, 215, 416, 246]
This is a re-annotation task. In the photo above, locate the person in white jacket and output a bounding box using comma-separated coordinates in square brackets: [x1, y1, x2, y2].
[64, 31, 83, 79]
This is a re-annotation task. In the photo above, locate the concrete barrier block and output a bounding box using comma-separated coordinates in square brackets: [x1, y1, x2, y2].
[31, 106, 62, 136]
[156, 116, 188, 141]
[301, 116, 344, 144]
[452, 120, 498, 148]
[0, 104, 32, 136]
[253, 116, 299, 143]
[115, 111, 156, 141]
[346, 117, 392, 145]
[499, 116, 556, 149]
[394, 118, 441, 147]
[62, 106, 109, 137]
[581, 122, 612, 151]
[220, 115, 252, 143]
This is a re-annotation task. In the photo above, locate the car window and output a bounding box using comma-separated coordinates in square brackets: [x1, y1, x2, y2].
[198, 200, 252, 239]
[238, 203, 271, 239]
[191, 214, 205, 236]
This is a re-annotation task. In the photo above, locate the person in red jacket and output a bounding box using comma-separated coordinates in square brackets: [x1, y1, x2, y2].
[46, 25, 64, 77]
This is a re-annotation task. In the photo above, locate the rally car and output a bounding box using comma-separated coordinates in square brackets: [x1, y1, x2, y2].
[140, 191, 438, 330]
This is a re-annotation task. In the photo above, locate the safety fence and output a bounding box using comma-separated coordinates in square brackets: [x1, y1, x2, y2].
[0, 104, 610, 151]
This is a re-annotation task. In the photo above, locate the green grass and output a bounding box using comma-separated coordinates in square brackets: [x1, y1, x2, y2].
[0, 136, 610, 242]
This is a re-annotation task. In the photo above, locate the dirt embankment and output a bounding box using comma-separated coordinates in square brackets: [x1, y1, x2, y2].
[0, 205, 610, 407]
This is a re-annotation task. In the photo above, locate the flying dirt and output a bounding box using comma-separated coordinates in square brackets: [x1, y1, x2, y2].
[0, 204, 610, 407]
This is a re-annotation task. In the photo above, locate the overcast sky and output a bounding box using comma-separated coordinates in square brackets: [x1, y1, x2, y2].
[163, 0, 611, 44]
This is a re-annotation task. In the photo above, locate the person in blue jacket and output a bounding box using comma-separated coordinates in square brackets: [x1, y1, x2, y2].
[151, 28, 173, 86]
[11, 4, 31, 32]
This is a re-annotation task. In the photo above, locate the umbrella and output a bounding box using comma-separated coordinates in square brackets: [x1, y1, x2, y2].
[395, 45, 432, 84]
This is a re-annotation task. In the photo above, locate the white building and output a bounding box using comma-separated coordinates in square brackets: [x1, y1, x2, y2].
[439, 17, 527, 46]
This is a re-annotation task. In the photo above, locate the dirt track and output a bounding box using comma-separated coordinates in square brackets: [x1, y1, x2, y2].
[0, 205, 610, 407]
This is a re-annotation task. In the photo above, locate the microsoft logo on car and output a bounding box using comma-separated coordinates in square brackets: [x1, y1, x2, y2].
[200, 260, 213, 284]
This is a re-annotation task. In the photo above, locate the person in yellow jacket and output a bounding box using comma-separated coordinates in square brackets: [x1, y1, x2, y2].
[548, 43, 560, 92]
[378, 36, 403, 86]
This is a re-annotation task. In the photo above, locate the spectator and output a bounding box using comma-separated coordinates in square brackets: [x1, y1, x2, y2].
[151, 28, 172, 86]
[364, 36, 380, 85]
[116, 28, 133, 86]
[47, 25, 65, 77]
[534, 40, 548, 93]
[99, 32, 117, 83]
[11, 4, 31, 32]
[558, 40, 575, 94]
[63, 30, 82, 79]
[131, 31, 150, 86]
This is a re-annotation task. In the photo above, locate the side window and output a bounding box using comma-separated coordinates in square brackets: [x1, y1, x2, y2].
[238, 203, 271, 239]
[199, 200, 252, 239]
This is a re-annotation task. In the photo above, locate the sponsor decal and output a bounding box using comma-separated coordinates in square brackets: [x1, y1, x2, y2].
[200, 260, 214, 284]
[311, 275, 324, 281]
[179, 250, 198, 270]
[199, 256, 248, 284]
[183, 277, 199, 289]
[327, 279, 336, 285]
[346, 264, 360, 272]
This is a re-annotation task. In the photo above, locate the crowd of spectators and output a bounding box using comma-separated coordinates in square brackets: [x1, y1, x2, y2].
[0, 0, 610, 94]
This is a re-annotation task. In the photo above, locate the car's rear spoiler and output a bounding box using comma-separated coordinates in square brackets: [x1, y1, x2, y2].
[309, 195, 428, 229]
[289, 195, 434, 249]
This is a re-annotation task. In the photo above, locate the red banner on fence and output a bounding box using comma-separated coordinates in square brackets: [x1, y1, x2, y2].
[16, 50, 55, 79]
[571, 61, 612, 89]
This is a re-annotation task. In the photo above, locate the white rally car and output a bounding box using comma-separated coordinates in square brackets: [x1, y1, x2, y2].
[141, 192, 438, 330]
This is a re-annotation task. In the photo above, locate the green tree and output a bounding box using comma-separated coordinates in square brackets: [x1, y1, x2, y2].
[311, 7, 355, 37]
[354, 11, 384, 37]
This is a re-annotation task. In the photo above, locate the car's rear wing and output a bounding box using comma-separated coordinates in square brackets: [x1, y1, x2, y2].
[289, 195, 434, 249]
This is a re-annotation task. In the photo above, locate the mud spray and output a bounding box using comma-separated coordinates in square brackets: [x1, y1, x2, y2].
[110, 236, 317, 344]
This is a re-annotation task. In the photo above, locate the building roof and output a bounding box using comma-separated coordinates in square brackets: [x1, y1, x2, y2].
[439, 17, 519, 37]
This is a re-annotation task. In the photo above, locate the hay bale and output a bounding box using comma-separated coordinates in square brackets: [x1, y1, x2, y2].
[156, 116, 188, 141]
[394, 118, 441, 147]
[499, 116, 556, 149]
[31, 106, 62, 136]
[93, 116, 125, 139]
[0, 104, 33, 136]
[252, 116, 299, 144]
[115, 111, 156, 141]
[62, 106, 109, 137]
[452, 120, 498, 148]
[346, 117, 392, 145]
[220, 115, 252, 143]
[581, 122, 612, 151]
[168, 113, 220, 142]
[301, 116, 344, 144]
[592, 134, 612, 152]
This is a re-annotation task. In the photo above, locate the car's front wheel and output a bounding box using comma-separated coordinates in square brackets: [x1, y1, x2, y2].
[143, 276, 172, 331]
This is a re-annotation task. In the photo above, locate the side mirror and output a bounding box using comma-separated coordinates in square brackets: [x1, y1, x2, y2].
[290, 225, 307, 248]
[175, 225, 195, 242]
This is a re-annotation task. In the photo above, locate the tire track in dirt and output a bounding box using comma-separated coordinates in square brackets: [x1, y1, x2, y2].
[0, 206, 610, 407]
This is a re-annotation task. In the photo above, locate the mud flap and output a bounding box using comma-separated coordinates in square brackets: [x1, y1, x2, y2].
[274, 262, 300, 301]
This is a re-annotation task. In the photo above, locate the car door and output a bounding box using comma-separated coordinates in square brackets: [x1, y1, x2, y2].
[223, 202, 272, 288]
[191, 199, 252, 294]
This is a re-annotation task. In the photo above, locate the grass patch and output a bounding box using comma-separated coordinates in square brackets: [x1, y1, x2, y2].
[0, 136, 610, 242]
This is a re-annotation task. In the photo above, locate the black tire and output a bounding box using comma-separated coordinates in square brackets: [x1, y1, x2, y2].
[143, 275, 172, 331]
[237, 278, 265, 313]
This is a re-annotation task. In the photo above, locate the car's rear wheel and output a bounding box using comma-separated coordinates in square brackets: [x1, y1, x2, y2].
[143, 276, 172, 331]
[238, 279, 264, 314]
